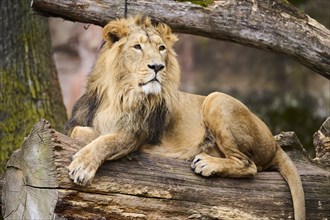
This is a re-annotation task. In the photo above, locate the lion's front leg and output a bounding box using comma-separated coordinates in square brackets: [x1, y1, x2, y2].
[68, 134, 138, 186]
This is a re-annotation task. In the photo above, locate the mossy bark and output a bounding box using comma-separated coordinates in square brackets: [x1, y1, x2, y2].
[175, 0, 214, 7]
[0, 0, 67, 174]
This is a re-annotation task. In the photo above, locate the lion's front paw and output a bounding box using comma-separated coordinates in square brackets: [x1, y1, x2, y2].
[191, 153, 217, 177]
[70, 126, 82, 139]
[68, 148, 100, 186]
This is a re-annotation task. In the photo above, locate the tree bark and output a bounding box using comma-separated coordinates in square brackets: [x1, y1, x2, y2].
[30, 0, 330, 79]
[313, 117, 330, 169]
[0, 175, 3, 218]
[0, 0, 67, 174]
[2, 120, 330, 219]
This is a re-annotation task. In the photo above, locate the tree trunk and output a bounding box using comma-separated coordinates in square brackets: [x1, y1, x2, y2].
[30, 0, 330, 79]
[0, 0, 67, 174]
[2, 120, 330, 219]
[0, 175, 3, 218]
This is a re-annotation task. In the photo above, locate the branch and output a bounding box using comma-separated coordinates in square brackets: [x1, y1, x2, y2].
[30, 0, 330, 79]
[1, 120, 330, 219]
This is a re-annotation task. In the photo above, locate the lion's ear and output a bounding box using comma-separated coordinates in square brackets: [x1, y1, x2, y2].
[103, 19, 129, 45]
[156, 23, 178, 45]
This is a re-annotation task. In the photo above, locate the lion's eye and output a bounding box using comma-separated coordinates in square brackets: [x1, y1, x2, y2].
[134, 44, 142, 50]
[159, 45, 166, 51]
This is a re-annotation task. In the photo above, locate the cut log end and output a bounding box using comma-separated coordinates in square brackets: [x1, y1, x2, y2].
[1, 119, 330, 219]
[313, 117, 330, 169]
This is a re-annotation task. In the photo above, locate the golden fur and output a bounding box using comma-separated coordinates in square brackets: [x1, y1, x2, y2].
[66, 16, 305, 220]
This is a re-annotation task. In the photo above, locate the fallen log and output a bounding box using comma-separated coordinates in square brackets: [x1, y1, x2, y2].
[1, 119, 330, 219]
[30, 0, 330, 79]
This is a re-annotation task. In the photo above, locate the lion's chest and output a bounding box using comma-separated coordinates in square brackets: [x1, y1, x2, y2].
[140, 105, 207, 160]
[93, 102, 169, 141]
[93, 108, 118, 135]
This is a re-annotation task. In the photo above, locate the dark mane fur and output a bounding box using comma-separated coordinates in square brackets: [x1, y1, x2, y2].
[143, 101, 169, 145]
[115, 100, 169, 145]
[64, 91, 100, 135]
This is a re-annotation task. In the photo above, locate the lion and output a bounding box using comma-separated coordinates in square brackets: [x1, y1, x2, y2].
[65, 16, 305, 220]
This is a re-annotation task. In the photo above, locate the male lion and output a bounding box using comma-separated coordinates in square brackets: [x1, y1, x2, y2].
[66, 16, 305, 219]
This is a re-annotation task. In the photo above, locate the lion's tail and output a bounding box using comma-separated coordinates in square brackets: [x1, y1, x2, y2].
[272, 146, 305, 220]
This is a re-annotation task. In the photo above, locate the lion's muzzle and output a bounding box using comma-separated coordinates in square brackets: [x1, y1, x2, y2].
[148, 64, 164, 73]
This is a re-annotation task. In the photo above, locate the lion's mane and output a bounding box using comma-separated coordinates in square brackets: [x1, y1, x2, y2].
[65, 16, 180, 145]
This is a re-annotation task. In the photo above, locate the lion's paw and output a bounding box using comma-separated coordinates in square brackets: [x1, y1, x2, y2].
[70, 126, 97, 144]
[191, 153, 217, 177]
[70, 127, 82, 139]
[68, 148, 100, 186]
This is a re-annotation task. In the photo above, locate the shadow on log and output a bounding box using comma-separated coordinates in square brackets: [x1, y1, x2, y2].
[1, 119, 330, 219]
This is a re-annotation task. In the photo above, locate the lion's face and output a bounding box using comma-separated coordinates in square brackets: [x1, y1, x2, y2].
[121, 28, 168, 95]
[96, 16, 180, 100]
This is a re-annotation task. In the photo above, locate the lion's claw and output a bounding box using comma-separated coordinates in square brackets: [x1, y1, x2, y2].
[68, 161, 96, 186]
[68, 150, 99, 186]
[191, 153, 216, 177]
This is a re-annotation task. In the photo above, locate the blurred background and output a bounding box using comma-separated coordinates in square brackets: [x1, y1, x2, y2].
[49, 0, 329, 156]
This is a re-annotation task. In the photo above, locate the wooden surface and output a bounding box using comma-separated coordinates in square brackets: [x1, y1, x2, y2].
[2, 119, 330, 219]
[30, 0, 330, 79]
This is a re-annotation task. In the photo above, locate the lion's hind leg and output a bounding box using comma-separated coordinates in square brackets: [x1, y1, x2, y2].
[195, 92, 259, 178]
[191, 124, 257, 178]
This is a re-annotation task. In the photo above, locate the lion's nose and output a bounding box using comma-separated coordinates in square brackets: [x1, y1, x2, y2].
[148, 64, 164, 73]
